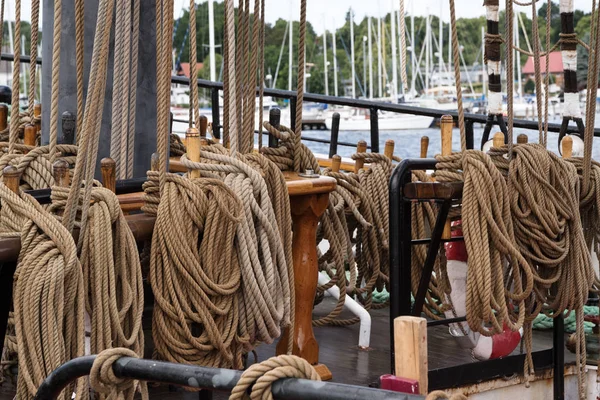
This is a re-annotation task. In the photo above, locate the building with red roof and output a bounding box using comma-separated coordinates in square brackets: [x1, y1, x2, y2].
[522, 51, 564, 87]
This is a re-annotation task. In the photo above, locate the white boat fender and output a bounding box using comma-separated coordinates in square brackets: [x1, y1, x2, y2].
[444, 221, 522, 360]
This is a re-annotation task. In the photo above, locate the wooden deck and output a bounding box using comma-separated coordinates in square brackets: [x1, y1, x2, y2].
[0, 298, 575, 399]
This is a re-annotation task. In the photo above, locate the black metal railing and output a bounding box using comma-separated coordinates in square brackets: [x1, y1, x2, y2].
[34, 356, 424, 400]
[389, 160, 565, 398]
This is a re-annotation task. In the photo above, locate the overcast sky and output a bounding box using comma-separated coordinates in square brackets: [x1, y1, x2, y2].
[6, 0, 597, 35]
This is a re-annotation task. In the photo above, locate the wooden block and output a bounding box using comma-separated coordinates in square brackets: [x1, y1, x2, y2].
[394, 316, 428, 395]
[199, 115, 208, 137]
[0, 105, 7, 132]
[24, 124, 37, 148]
[313, 364, 332, 381]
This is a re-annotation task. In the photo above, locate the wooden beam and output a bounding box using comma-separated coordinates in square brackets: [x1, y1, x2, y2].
[403, 181, 463, 200]
[394, 316, 428, 395]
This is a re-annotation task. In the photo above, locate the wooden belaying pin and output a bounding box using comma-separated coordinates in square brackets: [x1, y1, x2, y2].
[52, 159, 71, 188]
[517, 134, 528, 144]
[384, 140, 395, 160]
[562, 135, 573, 159]
[34, 103, 42, 133]
[420, 136, 429, 158]
[151, 153, 160, 172]
[440, 115, 453, 240]
[100, 157, 117, 193]
[332, 155, 342, 173]
[24, 125, 37, 148]
[186, 127, 201, 179]
[199, 115, 208, 138]
[492, 132, 504, 149]
[2, 166, 20, 194]
[0, 104, 7, 132]
[355, 140, 368, 173]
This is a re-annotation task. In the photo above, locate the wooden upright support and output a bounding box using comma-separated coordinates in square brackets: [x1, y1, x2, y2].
[199, 115, 208, 137]
[52, 160, 71, 188]
[34, 104, 42, 134]
[440, 115, 453, 240]
[2, 167, 20, 194]
[186, 127, 201, 179]
[384, 140, 395, 160]
[0, 105, 7, 133]
[393, 316, 428, 395]
[517, 134, 528, 144]
[420, 136, 429, 158]
[562, 136, 573, 159]
[331, 155, 342, 173]
[100, 157, 117, 193]
[492, 132, 504, 149]
[355, 140, 368, 173]
[24, 125, 38, 148]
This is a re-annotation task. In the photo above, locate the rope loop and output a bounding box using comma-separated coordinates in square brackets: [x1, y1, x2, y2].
[90, 348, 148, 399]
[229, 355, 320, 400]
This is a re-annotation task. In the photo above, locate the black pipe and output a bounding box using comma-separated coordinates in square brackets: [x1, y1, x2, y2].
[553, 316, 565, 400]
[290, 98, 297, 132]
[211, 88, 221, 140]
[34, 356, 423, 400]
[0, 262, 16, 360]
[370, 108, 380, 154]
[0, 53, 42, 65]
[465, 120, 475, 150]
[329, 112, 340, 158]
[269, 108, 281, 148]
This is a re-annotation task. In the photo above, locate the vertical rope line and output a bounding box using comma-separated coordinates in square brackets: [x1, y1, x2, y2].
[505, 0, 514, 155]
[28, 0, 40, 118]
[110, 0, 125, 176]
[127, 0, 141, 178]
[247, 0, 261, 154]
[294, 0, 307, 171]
[242, 0, 251, 153]
[0, 0, 4, 67]
[258, 0, 265, 149]
[531, 0, 544, 144]
[223, 0, 230, 145]
[399, 0, 408, 93]
[449, 0, 465, 151]
[189, 0, 199, 129]
[235, 0, 246, 152]
[118, 0, 132, 179]
[583, 0, 600, 192]
[9, 0, 22, 154]
[75, 0, 84, 143]
[543, 0, 551, 146]
[225, 0, 238, 155]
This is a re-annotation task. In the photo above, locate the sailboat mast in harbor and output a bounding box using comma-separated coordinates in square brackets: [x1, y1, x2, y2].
[208, 0, 216, 82]
[350, 7, 356, 98]
[439, 0, 443, 93]
[323, 17, 329, 96]
[289, 1, 293, 91]
[378, 7, 383, 98]
[332, 21, 339, 97]
[411, 0, 416, 96]
[390, 0, 398, 102]
[368, 16, 374, 99]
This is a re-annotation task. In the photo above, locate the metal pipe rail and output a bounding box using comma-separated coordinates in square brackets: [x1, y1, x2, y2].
[34, 356, 424, 400]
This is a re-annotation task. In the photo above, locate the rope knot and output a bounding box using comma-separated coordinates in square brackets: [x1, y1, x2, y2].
[229, 355, 320, 400]
[90, 348, 143, 396]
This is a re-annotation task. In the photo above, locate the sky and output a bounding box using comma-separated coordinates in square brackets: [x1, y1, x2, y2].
[5, 0, 598, 36]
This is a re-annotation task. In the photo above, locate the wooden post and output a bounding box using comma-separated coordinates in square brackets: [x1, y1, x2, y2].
[420, 136, 429, 158]
[34, 104, 42, 133]
[440, 115, 453, 240]
[331, 155, 342, 173]
[186, 127, 201, 179]
[24, 125, 37, 147]
[517, 134, 528, 144]
[0, 105, 7, 132]
[562, 136, 573, 159]
[384, 140, 395, 160]
[394, 316, 428, 395]
[354, 140, 368, 173]
[199, 115, 208, 137]
[52, 160, 71, 187]
[100, 157, 117, 193]
[492, 132, 504, 149]
[2, 166, 20, 194]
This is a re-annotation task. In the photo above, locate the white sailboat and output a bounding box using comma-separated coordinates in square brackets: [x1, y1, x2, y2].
[324, 107, 433, 131]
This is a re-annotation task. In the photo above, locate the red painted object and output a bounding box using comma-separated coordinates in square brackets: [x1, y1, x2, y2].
[445, 221, 467, 262]
[379, 375, 419, 394]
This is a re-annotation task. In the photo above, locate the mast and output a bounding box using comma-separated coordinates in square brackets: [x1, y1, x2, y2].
[368, 17, 374, 99]
[560, 0, 582, 122]
[438, 0, 443, 91]
[448, 2, 452, 78]
[363, 36, 367, 97]
[514, 11, 522, 98]
[390, 2, 398, 102]
[332, 25, 339, 97]
[208, 0, 216, 82]
[485, 1, 502, 116]
[425, 12, 429, 92]
[350, 7, 356, 98]
[481, 25, 486, 98]
[411, 1, 415, 95]
[378, 11, 383, 97]
[323, 19, 329, 96]
[289, 2, 293, 91]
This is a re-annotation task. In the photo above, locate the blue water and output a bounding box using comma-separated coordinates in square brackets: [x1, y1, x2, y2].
[298, 126, 600, 161]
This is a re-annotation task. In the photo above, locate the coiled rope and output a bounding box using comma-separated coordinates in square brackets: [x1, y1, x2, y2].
[90, 348, 148, 400]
